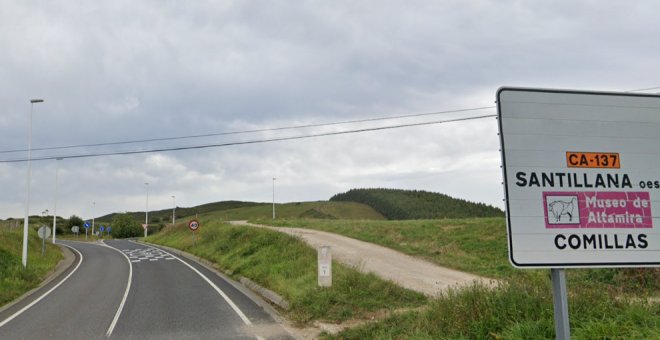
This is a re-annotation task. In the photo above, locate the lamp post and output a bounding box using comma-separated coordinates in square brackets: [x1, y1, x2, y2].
[272, 177, 276, 219]
[171, 195, 175, 225]
[92, 201, 96, 236]
[22, 98, 43, 268]
[52, 157, 62, 244]
[145, 182, 149, 237]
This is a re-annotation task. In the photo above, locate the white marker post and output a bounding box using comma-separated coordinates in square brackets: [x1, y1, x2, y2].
[317, 246, 332, 287]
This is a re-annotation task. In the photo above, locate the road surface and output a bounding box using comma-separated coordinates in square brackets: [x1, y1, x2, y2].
[0, 239, 291, 339]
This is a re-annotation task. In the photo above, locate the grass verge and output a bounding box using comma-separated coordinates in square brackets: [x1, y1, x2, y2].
[146, 220, 426, 325]
[328, 274, 659, 339]
[0, 226, 63, 307]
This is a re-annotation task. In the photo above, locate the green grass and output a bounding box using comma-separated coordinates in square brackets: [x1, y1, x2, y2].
[204, 201, 385, 221]
[145, 219, 425, 325]
[0, 224, 64, 307]
[329, 276, 659, 339]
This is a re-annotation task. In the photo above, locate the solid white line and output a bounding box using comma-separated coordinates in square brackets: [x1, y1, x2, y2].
[0, 244, 83, 328]
[100, 241, 133, 338]
[153, 246, 253, 326]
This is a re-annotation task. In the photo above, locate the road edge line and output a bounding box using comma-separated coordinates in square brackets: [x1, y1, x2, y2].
[154, 247, 254, 326]
[100, 240, 133, 337]
[0, 244, 83, 328]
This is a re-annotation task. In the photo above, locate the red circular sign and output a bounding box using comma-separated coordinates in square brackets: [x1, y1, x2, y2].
[188, 219, 200, 231]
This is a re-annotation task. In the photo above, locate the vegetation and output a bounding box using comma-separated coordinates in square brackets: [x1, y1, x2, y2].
[146, 220, 426, 325]
[110, 213, 142, 238]
[255, 217, 658, 338]
[0, 222, 63, 307]
[330, 188, 503, 219]
[328, 276, 659, 339]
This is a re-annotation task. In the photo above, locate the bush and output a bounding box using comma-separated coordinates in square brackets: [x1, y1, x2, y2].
[110, 213, 142, 238]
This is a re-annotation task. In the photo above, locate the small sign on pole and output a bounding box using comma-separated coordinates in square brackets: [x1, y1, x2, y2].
[38, 226, 51, 256]
[142, 223, 148, 238]
[188, 220, 199, 245]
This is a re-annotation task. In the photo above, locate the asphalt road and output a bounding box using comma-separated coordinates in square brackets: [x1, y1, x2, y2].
[0, 239, 292, 340]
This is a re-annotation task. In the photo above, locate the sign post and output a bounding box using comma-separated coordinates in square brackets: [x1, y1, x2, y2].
[142, 224, 148, 238]
[497, 87, 660, 339]
[84, 221, 90, 240]
[188, 219, 199, 246]
[71, 226, 80, 239]
[38, 225, 51, 256]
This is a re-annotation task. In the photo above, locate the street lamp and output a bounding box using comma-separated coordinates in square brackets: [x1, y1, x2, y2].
[272, 177, 276, 219]
[22, 98, 43, 268]
[171, 195, 176, 225]
[145, 182, 149, 237]
[52, 157, 62, 244]
[92, 201, 96, 236]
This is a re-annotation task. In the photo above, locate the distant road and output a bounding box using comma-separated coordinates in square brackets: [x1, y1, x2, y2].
[0, 239, 291, 339]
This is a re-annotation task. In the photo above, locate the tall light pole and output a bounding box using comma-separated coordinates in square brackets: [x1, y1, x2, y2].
[92, 201, 96, 236]
[22, 98, 43, 268]
[272, 177, 276, 219]
[52, 157, 62, 244]
[171, 195, 176, 225]
[145, 182, 149, 237]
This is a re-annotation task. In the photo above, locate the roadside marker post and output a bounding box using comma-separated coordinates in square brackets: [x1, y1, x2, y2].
[317, 246, 332, 287]
[497, 87, 660, 339]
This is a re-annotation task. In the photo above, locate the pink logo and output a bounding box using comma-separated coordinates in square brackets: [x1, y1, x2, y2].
[543, 191, 653, 229]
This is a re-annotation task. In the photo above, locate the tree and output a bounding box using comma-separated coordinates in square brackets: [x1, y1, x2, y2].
[64, 215, 84, 234]
[110, 213, 142, 238]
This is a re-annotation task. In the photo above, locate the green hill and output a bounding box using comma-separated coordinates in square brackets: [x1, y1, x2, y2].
[330, 188, 503, 219]
[97, 200, 385, 224]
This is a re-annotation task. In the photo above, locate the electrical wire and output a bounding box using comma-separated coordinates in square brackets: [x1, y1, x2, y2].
[0, 114, 496, 163]
[0, 106, 495, 154]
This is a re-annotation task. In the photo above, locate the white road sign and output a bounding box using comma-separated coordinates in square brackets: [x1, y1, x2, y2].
[38, 226, 52, 239]
[497, 87, 660, 268]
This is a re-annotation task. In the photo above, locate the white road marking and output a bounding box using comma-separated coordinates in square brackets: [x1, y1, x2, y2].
[100, 241, 133, 338]
[0, 244, 83, 328]
[152, 247, 254, 326]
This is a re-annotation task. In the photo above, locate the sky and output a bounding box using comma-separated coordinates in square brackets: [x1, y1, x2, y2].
[1, 1, 659, 220]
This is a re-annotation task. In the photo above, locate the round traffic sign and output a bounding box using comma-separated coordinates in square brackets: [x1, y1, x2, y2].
[100, 226, 105, 232]
[188, 219, 200, 231]
[84, 222, 90, 228]
[38, 226, 52, 239]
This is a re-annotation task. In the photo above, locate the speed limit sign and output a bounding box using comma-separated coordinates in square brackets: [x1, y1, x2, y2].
[188, 219, 200, 231]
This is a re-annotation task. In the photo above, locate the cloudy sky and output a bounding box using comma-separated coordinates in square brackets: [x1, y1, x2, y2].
[1, 1, 659, 220]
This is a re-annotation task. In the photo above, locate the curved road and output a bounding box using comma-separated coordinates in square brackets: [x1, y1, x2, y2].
[0, 240, 291, 340]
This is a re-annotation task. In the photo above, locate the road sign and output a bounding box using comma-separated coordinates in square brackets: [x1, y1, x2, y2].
[38, 226, 52, 239]
[188, 219, 199, 231]
[107, 226, 112, 233]
[84, 222, 90, 229]
[100, 226, 105, 232]
[72, 226, 80, 233]
[142, 223, 148, 230]
[497, 87, 660, 268]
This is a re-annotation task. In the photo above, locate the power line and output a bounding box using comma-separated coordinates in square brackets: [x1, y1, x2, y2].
[625, 86, 660, 92]
[0, 114, 496, 163]
[0, 106, 495, 154]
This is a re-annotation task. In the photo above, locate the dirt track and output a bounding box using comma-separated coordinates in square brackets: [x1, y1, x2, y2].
[231, 221, 494, 296]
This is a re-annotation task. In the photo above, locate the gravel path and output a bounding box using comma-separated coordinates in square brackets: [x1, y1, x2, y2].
[231, 221, 495, 296]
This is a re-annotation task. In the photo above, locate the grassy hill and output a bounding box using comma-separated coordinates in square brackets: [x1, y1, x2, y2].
[330, 188, 503, 219]
[97, 200, 385, 224]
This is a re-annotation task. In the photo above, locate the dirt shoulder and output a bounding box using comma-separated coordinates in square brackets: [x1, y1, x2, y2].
[231, 221, 494, 297]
